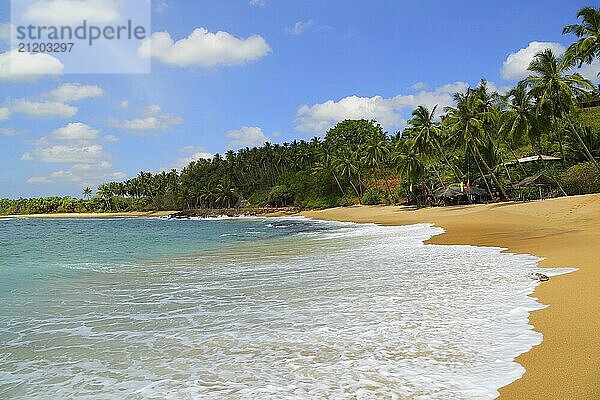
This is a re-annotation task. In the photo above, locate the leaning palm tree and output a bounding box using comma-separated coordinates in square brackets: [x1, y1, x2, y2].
[334, 147, 362, 198]
[563, 7, 600, 71]
[82, 187, 92, 200]
[525, 49, 596, 164]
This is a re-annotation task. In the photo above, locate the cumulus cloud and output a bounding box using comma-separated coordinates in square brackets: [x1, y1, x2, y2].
[21, 0, 120, 25]
[225, 126, 269, 149]
[108, 104, 183, 134]
[0, 50, 64, 82]
[31, 144, 107, 163]
[28, 168, 126, 187]
[52, 122, 99, 140]
[285, 20, 314, 35]
[501, 41, 566, 80]
[9, 99, 77, 118]
[118, 100, 129, 109]
[169, 145, 213, 171]
[138, 28, 271, 68]
[295, 82, 469, 133]
[44, 83, 104, 102]
[501, 41, 600, 82]
[249, 0, 266, 7]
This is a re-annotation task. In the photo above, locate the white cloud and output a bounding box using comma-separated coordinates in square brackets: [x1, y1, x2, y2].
[501, 41, 600, 82]
[103, 134, 119, 142]
[22, 0, 120, 25]
[0, 107, 9, 120]
[45, 83, 104, 102]
[296, 96, 405, 134]
[409, 82, 427, 90]
[108, 104, 182, 134]
[33, 144, 107, 163]
[118, 100, 129, 109]
[0, 50, 64, 82]
[21, 152, 33, 161]
[578, 62, 600, 81]
[285, 20, 314, 35]
[0, 128, 25, 136]
[138, 28, 271, 68]
[295, 82, 469, 133]
[72, 160, 112, 170]
[10, 99, 77, 118]
[52, 122, 99, 140]
[501, 41, 566, 80]
[170, 146, 213, 170]
[154, 0, 169, 13]
[249, 0, 265, 7]
[27, 176, 51, 184]
[28, 167, 126, 187]
[225, 126, 269, 149]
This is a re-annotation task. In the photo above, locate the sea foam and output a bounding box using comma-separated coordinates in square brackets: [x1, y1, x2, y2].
[0, 219, 573, 399]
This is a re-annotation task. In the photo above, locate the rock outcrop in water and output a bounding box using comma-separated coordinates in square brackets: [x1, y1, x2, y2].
[168, 207, 301, 219]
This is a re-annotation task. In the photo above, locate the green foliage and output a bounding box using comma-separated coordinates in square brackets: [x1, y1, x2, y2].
[267, 185, 295, 206]
[302, 197, 341, 209]
[361, 188, 384, 205]
[580, 107, 600, 134]
[4, 7, 600, 214]
[561, 162, 600, 195]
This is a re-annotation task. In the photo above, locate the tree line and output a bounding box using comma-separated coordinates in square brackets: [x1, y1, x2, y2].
[1, 6, 599, 215]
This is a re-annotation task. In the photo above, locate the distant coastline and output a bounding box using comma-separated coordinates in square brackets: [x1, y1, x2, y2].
[1, 211, 176, 219]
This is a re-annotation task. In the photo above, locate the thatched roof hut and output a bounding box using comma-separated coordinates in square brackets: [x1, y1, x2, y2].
[434, 186, 489, 205]
[513, 174, 557, 188]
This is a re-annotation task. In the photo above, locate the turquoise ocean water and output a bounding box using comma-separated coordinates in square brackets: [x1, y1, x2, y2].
[0, 217, 570, 399]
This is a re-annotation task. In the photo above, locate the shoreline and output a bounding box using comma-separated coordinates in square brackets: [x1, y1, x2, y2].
[300, 194, 600, 399]
[0, 211, 176, 219]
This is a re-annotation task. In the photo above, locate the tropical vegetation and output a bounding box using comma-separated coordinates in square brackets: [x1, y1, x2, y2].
[2, 6, 600, 215]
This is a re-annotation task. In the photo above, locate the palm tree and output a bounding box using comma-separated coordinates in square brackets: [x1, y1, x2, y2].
[391, 140, 426, 206]
[563, 7, 600, 71]
[524, 49, 596, 164]
[407, 105, 461, 185]
[334, 147, 361, 198]
[444, 91, 510, 200]
[501, 83, 567, 195]
[82, 187, 92, 200]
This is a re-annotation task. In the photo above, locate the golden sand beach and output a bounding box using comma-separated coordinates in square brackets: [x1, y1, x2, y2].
[301, 194, 600, 399]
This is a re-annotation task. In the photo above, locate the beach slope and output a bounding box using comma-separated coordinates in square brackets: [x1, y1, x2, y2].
[301, 194, 600, 399]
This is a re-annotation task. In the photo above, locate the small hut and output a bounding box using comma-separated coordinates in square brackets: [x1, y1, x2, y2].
[513, 174, 558, 200]
[435, 186, 489, 206]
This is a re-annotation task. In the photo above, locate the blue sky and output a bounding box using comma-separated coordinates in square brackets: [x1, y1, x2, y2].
[0, 0, 597, 198]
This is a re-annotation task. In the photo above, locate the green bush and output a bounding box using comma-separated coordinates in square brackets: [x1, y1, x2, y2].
[361, 188, 383, 205]
[561, 162, 600, 195]
[267, 185, 295, 206]
[303, 197, 339, 209]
